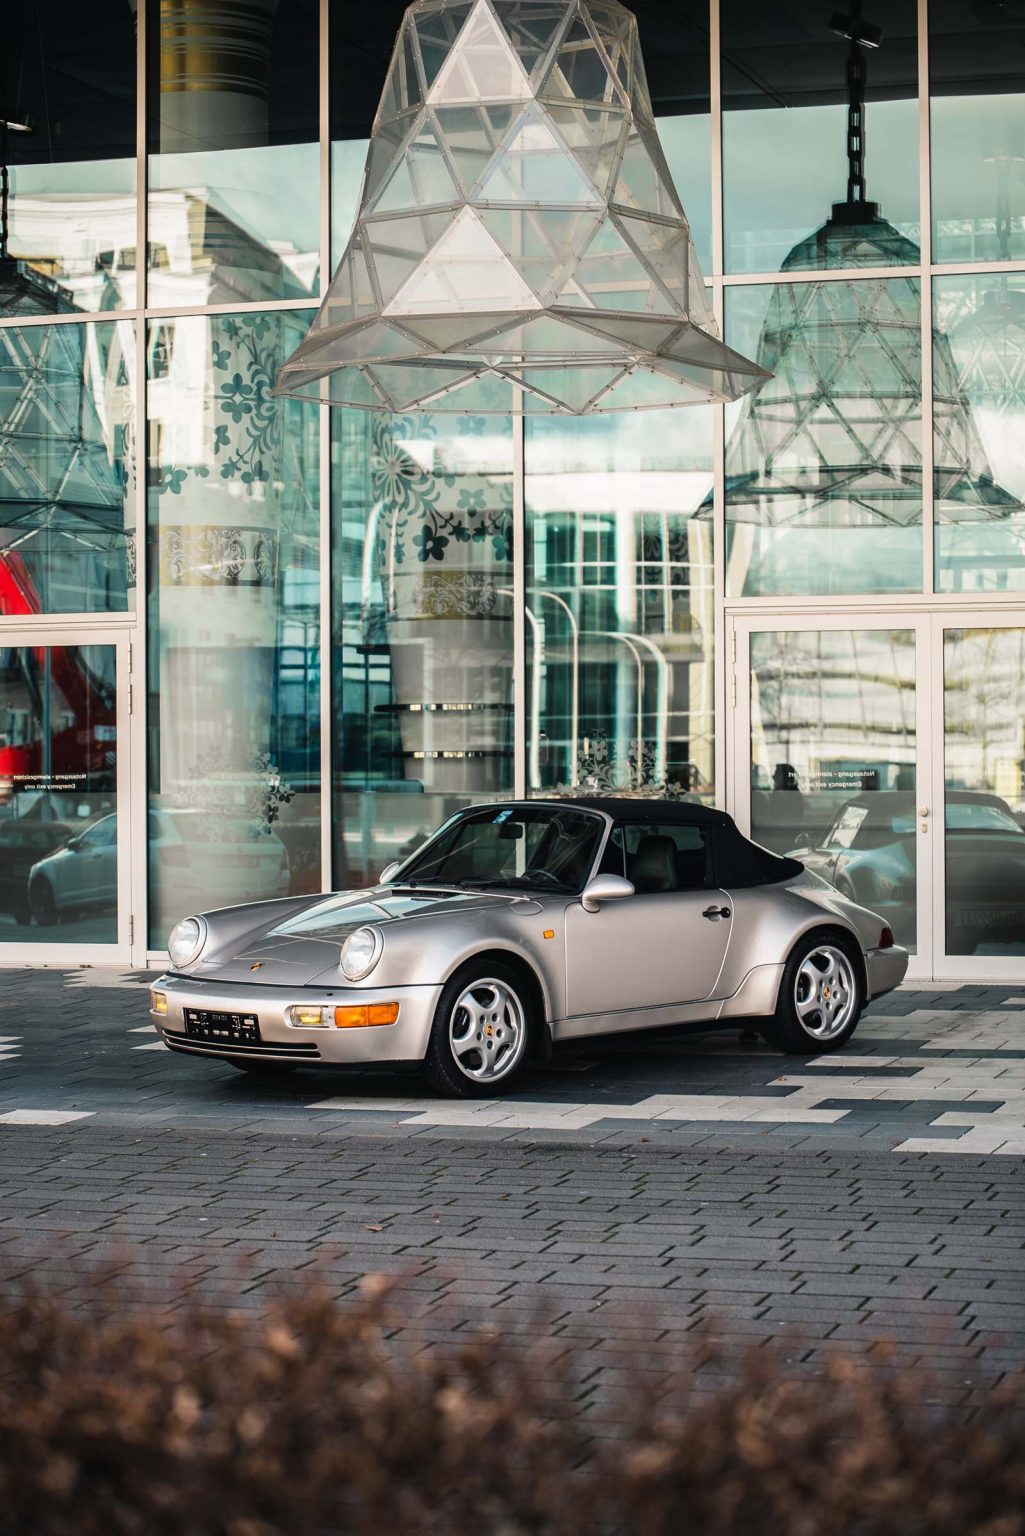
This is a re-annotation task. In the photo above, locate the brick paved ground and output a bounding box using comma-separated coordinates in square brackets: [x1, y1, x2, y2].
[1, 968, 1023, 1408]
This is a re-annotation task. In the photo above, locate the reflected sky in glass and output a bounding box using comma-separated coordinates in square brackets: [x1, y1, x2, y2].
[721, 0, 919, 276]
[935, 272, 1025, 591]
[931, 1, 1025, 265]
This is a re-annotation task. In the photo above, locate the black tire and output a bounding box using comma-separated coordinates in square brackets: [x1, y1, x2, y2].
[423, 959, 535, 1098]
[228, 1059, 298, 1076]
[29, 879, 59, 927]
[762, 931, 863, 1055]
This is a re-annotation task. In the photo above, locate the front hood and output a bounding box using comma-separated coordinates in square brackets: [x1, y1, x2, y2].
[189, 886, 539, 985]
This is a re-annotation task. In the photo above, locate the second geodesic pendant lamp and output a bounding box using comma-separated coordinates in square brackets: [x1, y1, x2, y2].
[273, 0, 768, 414]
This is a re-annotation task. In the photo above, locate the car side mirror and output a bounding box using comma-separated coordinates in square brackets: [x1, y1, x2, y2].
[792, 830, 812, 850]
[66, 835, 83, 852]
[581, 874, 635, 913]
[379, 861, 401, 884]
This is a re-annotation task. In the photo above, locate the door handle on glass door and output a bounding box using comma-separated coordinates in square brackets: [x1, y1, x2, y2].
[703, 905, 731, 920]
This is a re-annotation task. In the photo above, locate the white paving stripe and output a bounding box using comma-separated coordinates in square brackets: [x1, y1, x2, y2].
[0, 1110, 94, 1126]
[129, 1025, 158, 1035]
[132, 1041, 166, 1052]
[308, 1049, 1025, 1148]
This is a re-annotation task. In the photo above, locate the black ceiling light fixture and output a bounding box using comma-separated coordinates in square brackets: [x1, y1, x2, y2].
[828, 0, 884, 225]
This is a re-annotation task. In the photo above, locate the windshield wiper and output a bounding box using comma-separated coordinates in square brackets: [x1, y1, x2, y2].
[454, 875, 573, 893]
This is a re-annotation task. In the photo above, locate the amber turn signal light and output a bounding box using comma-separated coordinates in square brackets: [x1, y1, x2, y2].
[879, 927, 895, 949]
[334, 1002, 400, 1028]
[150, 991, 168, 1015]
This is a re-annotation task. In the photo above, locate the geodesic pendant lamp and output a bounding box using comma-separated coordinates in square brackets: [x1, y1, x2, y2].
[272, 0, 768, 415]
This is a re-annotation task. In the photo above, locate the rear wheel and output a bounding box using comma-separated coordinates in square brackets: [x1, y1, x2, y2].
[424, 961, 534, 1097]
[29, 879, 59, 927]
[763, 933, 863, 1054]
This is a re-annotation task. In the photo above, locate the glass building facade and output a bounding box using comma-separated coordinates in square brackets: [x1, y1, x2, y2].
[3, 0, 1025, 979]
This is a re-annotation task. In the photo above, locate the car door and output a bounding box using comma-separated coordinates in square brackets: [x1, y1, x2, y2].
[563, 820, 733, 1033]
[64, 816, 116, 906]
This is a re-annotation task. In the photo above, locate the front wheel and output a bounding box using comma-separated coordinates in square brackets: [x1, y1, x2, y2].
[763, 934, 863, 1054]
[424, 961, 534, 1097]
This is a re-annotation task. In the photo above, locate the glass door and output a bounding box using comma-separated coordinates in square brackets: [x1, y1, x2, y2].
[933, 614, 1025, 980]
[0, 630, 132, 963]
[730, 616, 934, 977]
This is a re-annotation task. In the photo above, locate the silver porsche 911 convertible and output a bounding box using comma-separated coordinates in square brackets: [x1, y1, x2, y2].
[149, 798, 908, 1097]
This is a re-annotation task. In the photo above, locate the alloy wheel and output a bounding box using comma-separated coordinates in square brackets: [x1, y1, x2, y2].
[448, 978, 527, 1084]
[793, 945, 857, 1041]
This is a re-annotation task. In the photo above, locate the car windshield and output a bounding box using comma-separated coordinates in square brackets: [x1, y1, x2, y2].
[397, 805, 605, 894]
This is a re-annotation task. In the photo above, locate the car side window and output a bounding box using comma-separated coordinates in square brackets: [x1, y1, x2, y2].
[831, 805, 869, 849]
[620, 822, 711, 894]
[595, 824, 627, 877]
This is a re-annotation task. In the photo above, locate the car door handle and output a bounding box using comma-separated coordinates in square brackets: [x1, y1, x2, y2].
[702, 905, 731, 920]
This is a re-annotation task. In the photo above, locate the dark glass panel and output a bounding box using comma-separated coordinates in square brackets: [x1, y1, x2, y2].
[3, 1, 136, 314]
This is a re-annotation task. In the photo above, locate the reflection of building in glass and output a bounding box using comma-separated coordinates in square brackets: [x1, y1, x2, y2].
[0, 321, 134, 614]
[722, 5, 1015, 596]
[526, 437, 714, 802]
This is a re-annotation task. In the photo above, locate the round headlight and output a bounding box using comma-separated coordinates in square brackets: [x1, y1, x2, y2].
[168, 915, 207, 969]
[339, 925, 383, 981]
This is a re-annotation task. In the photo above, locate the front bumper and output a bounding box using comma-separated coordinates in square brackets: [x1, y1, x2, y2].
[149, 974, 442, 1066]
[865, 944, 909, 999]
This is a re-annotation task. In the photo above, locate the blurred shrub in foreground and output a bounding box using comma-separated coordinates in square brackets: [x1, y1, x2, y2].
[0, 1275, 1022, 1536]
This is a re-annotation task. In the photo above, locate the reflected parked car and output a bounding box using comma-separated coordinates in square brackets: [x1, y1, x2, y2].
[0, 819, 74, 923]
[148, 808, 291, 933]
[790, 790, 1025, 953]
[28, 813, 117, 925]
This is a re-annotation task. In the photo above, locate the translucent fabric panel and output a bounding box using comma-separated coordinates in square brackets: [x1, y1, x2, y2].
[428, 2, 534, 104]
[146, 310, 320, 946]
[931, 1, 1025, 265]
[934, 273, 1025, 592]
[721, 0, 919, 275]
[331, 411, 514, 889]
[724, 279, 923, 597]
[524, 407, 714, 800]
[0, 321, 135, 613]
[3, 1, 136, 315]
[147, 0, 319, 305]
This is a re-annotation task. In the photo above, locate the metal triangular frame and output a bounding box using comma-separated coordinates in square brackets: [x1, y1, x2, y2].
[274, 0, 767, 414]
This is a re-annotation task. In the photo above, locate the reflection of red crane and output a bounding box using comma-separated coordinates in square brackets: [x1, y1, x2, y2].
[0, 551, 115, 795]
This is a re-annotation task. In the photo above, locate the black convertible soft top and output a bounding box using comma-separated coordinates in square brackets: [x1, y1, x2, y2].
[534, 797, 805, 889]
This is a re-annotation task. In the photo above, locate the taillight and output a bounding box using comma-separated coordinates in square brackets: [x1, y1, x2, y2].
[879, 926, 895, 949]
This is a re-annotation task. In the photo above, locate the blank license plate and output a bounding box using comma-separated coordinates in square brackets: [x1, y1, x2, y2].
[183, 1009, 260, 1044]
